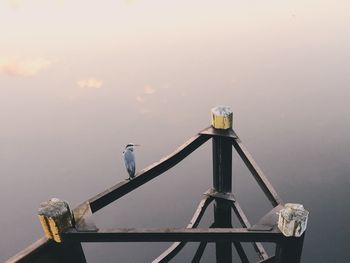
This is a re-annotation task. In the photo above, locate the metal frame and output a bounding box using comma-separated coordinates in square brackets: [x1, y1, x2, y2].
[6, 126, 305, 263]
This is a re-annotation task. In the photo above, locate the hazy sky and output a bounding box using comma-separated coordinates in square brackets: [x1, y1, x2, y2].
[1, 1, 350, 262]
[1, 0, 349, 79]
[1, 0, 350, 114]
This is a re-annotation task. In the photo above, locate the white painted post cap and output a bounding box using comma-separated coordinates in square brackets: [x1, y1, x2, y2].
[278, 203, 309, 237]
[211, 106, 233, 129]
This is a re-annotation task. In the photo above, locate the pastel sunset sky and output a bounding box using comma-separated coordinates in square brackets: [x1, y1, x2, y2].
[1, 2, 350, 263]
[1, 0, 349, 96]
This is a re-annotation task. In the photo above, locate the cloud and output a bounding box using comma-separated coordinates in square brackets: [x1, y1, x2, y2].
[77, 78, 103, 89]
[0, 57, 51, 77]
[136, 84, 156, 103]
[143, 85, 156, 94]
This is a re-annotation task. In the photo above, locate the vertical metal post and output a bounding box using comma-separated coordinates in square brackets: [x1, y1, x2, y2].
[275, 234, 305, 263]
[212, 136, 233, 193]
[211, 106, 233, 262]
[275, 203, 309, 263]
[38, 198, 87, 263]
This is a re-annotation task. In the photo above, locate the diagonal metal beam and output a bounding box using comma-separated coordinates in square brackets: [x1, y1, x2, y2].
[233, 242, 250, 263]
[86, 133, 211, 213]
[258, 256, 276, 263]
[5, 237, 50, 263]
[191, 241, 207, 263]
[152, 195, 213, 263]
[232, 137, 283, 207]
[231, 201, 269, 260]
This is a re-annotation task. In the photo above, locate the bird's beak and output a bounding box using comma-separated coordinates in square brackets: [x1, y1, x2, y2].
[134, 144, 141, 147]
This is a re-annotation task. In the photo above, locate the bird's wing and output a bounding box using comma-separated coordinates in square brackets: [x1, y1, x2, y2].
[123, 150, 136, 178]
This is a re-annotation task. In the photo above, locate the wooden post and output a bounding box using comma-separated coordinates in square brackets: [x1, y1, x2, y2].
[38, 198, 74, 243]
[277, 203, 308, 237]
[38, 198, 86, 263]
[211, 106, 233, 262]
[275, 203, 309, 263]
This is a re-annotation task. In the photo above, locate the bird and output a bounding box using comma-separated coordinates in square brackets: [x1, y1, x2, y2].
[122, 143, 140, 180]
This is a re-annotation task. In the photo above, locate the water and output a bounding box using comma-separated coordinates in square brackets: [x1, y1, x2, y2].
[1, 1, 350, 262]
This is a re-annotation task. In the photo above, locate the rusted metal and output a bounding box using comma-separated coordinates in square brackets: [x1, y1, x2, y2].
[203, 188, 268, 260]
[191, 241, 207, 263]
[153, 195, 213, 262]
[258, 256, 276, 263]
[5, 237, 50, 263]
[200, 126, 238, 138]
[275, 233, 305, 263]
[232, 137, 283, 207]
[89, 133, 211, 212]
[62, 228, 284, 243]
[212, 125, 233, 262]
[5, 238, 86, 263]
[73, 201, 92, 225]
[204, 188, 235, 202]
[231, 201, 269, 260]
[249, 205, 284, 231]
[213, 136, 232, 193]
[7, 108, 307, 263]
[73, 201, 98, 232]
[233, 242, 250, 263]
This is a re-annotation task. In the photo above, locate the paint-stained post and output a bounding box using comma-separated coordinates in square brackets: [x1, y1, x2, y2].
[38, 198, 86, 263]
[275, 203, 309, 263]
[211, 106, 233, 262]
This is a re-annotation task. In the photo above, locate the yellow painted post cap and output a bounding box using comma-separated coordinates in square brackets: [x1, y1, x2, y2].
[211, 106, 233, 129]
[38, 198, 74, 243]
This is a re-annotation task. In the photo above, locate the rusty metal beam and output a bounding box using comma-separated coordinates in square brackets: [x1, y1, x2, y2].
[191, 241, 207, 263]
[5, 237, 86, 263]
[88, 133, 211, 212]
[275, 234, 305, 263]
[232, 137, 283, 207]
[5, 238, 50, 263]
[258, 256, 276, 263]
[62, 228, 283, 243]
[153, 195, 213, 263]
[231, 201, 269, 260]
[204, 188, 235, 202]
[233, 242, 250, 263]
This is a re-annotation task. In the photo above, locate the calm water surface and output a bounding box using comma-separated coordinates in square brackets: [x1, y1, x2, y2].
[1, 1, 350, 262]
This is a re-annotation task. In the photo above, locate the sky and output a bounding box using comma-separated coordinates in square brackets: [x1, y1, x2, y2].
[1, 0, 349, 85]
[1, 0, 349, 123]
[1, 1, 350, 262]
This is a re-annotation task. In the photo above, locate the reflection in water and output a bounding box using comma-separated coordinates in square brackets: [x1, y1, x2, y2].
[1, 0, 350, 262]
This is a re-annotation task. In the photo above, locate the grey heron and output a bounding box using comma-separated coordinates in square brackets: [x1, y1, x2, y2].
[122, 143, 140, 180]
